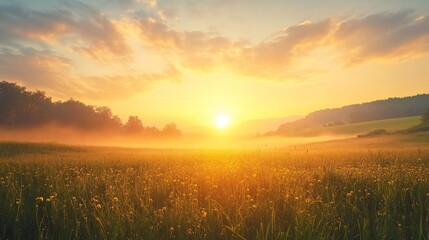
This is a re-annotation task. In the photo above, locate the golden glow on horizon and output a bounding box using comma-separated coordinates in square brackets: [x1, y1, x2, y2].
[214, 113, 231, 129]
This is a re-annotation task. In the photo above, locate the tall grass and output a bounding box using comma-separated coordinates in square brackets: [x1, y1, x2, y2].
[0, 143, 428, 239]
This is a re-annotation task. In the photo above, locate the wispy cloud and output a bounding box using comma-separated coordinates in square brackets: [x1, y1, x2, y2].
[1, 1, 429, 99]
[0, 48, 181, 99]
[334, 10, 429, 65]
[227, 19, 333, 79]
[0, 48, 73, 92]
[0, 4, 131, 60]
[131, 9, 429, 80]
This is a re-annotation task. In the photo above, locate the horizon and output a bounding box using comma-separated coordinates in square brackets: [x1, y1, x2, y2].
[2, 80, 429, 130]
[1, 0, 429, 131]
[0, 79, 428, 149]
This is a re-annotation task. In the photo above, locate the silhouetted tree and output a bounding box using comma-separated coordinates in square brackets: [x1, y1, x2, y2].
[124, 116, 144, 134]
[162, 123, 182, 136]
[0, 81, 182, 137]
[0, 81, 52, 128]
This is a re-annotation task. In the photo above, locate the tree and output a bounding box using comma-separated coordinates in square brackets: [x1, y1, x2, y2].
[0, 81, 52, 127]
[95, 106, 122, 130]
[162, 123, 182, 136]
[0, 81, 183, 136]
[124, 116, 144, 134]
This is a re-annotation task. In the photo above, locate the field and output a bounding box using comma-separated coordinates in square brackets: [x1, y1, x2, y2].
[1, 142, 429, 239]
[293, 116, 421, 137]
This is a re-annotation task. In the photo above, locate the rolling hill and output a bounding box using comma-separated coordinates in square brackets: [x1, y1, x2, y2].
[273, 94, 429, 136]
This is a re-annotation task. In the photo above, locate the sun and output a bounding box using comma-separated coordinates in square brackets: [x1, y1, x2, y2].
[214, 113, 231, 129]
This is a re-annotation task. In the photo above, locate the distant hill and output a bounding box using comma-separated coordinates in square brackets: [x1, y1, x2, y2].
[273, 94, 429, 136]
[235, 116, 302, 135]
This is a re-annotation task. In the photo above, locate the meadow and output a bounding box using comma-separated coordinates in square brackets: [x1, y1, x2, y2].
[289, 116, 421, 137]
[1, 142, 429, 239]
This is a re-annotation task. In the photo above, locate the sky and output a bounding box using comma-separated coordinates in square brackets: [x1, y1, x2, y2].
[1, 0, 429, 130]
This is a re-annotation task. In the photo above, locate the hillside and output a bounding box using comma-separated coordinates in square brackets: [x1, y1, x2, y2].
[234, 115, 302, 135]
[274, 94, 429, 136]
[284, 116, 420, 137]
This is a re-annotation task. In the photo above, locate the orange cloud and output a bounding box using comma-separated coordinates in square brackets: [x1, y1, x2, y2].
[0, 48, 73, 92]
[2, 2, 429, 94]
[227, 19, 333, 79]
[0, 5, 131, 60]
[79, 65, 182, 99]
[132, 10, 429, 80]
[134, 16, 239, 71]
[0, 48, 181, 100]
[132, 16, 334, 79]
[334, 10, 429, 65]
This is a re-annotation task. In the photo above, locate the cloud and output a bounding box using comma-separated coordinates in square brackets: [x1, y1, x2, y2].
[334, 10, 429, 65]
[0, 4, 181, 100]
[0, 4, 131, 60]
[134, 15, 238, 71]
[132, 15, 334, 79]
[0, 48, 181, 99]
[80, 65, 182, 99]
[0, 5, 71, 45]
[133, 9, 429, 80]
[2, 2, 429, 89]
[227, 19, 333, 79]
[0, 48, 73, 92]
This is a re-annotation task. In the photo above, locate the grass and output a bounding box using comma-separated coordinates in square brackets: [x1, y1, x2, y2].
[0, 142, 429, 239]
[0, 141, 85, 158]
[296, 116, 421, 137]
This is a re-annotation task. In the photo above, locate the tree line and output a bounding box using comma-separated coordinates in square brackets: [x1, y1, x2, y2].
[0, 81, 181, 137]
[274, 93, 429, 135]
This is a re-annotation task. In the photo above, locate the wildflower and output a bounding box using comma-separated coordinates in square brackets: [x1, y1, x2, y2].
[15, 199, 22, 205]
[113, 197, 119, 203]
[169, 227, 174, 233]
[35, 197, 44, 202]
[96, 204, 102, 210]
[187, 228, 194, 235]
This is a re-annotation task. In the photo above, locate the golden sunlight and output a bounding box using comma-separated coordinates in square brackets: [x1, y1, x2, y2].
[214, 113, 231, 129]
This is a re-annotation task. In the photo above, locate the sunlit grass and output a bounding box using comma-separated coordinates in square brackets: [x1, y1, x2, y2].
[294, 116, 421, 137]
[0, 143, 428, 239]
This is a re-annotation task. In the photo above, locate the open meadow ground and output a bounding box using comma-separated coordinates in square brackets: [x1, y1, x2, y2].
[283, 116, 422, 137]
[1, 141, 429, 240]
